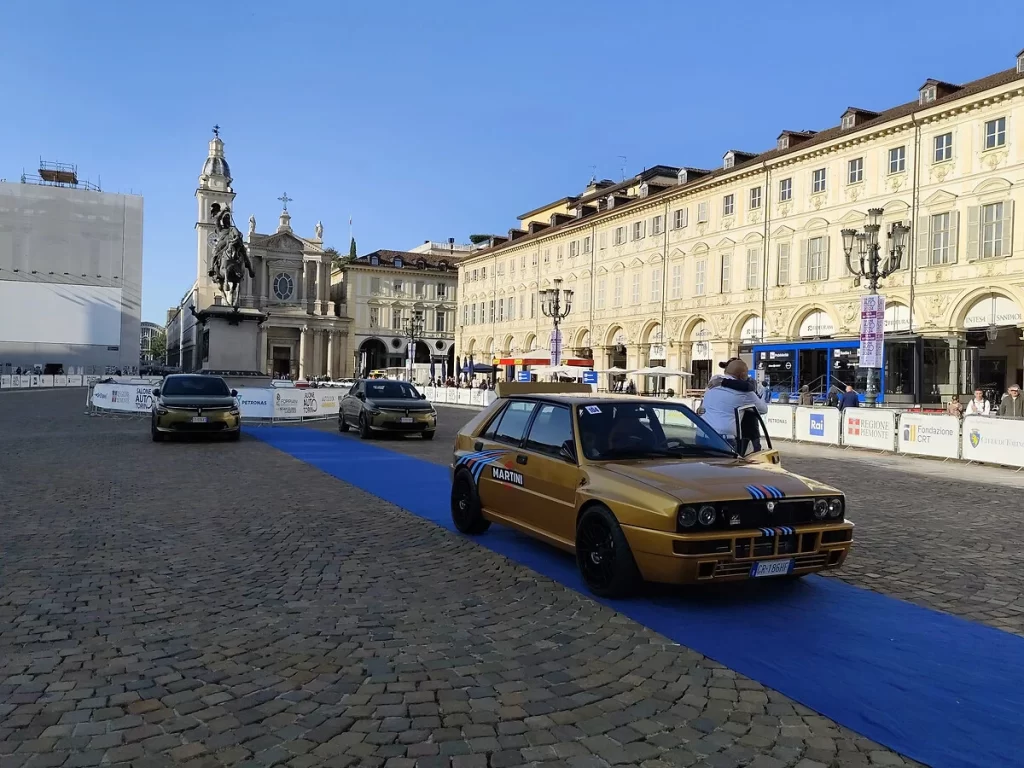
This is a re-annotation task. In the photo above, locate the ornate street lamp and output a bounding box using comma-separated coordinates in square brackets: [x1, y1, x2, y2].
[540, 278, 573, 366]
[840, 208, 910, 407]
[404, 315, 424, 381]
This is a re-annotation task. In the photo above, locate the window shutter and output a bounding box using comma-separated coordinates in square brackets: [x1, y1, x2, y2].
[1002, 199, 1015, 258]
[949, 211, 960, 264]
[822, 236, 831, 281]
[798, 240, 808, 283]
[916, 215, 930, 268]
[966, 206, 980, 261]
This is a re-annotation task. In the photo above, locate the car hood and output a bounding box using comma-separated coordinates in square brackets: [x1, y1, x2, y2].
[599, 458, 838, 502]
[365, 398, 433, 411]
[160, 394, 235, 408]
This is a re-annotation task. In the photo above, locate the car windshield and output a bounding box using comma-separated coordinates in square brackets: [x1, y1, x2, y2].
[161, 376, 230, 397]
[365, 380, 418, 399]
[576, 401, 736, 460]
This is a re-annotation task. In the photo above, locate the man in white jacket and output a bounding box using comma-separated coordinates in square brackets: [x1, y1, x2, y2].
[700, 359, 769, 448]
[964, 388, 991, 416]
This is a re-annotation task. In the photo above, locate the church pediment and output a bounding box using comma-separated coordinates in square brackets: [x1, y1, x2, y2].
[258, 232, 305, 252]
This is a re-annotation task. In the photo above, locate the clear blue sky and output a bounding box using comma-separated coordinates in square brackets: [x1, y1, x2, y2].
[2, 1, 1022, 323]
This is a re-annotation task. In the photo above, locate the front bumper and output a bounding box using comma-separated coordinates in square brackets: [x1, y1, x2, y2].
[154, 411, 240, 434]
[621, 521, 855, 585]
[367, 410, 436, 432]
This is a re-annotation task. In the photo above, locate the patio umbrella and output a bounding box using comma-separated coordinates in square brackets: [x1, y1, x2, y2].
[456, 356, 461, 382]
[429, 359, 436, 383]
[468, 354, 475, 378]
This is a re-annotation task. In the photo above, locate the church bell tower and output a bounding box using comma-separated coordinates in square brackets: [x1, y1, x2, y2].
[195, 126, 236, 305]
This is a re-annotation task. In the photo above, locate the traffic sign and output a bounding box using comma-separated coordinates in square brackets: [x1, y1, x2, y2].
[517, 370, 531, 382]
[582, 370, 598, 384]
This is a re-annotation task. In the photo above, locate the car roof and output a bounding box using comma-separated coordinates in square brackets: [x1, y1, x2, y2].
[502, 393, 685, 406]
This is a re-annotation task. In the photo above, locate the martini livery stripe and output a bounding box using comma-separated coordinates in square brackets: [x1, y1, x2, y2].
[456, 450, 504, 468]
[746, 484, 786, 500]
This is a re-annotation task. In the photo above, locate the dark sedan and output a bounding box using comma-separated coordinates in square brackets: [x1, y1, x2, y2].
[339, 379, 436, 439]
[151, 374, 240, 442]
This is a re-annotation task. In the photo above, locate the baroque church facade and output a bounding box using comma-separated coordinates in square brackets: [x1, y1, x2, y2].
[170, 131, 348, 378]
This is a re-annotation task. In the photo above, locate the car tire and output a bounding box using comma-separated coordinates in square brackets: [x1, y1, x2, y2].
[575, 504, 641, 598]
[228, 430, 241, 442]
[451, 470, 490, 534]
[421, 430, 435, 441]
[151, 424, 164, 443]
[359, 414, 372, 439]
[338, 415, 349, 433]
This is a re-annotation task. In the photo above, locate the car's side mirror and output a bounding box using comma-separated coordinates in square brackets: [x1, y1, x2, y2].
[559, 439, 577, 464]
[152, 388, 160, 397]
[746, 449, 781, 466]
[420, 393, 426, 399]
[231, 389, 238, 397]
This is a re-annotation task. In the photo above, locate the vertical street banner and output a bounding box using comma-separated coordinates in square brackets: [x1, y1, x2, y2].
[860, 294, 885, 369]
[550, 329, 563, 366]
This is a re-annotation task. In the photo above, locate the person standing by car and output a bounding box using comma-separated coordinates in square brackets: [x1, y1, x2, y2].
[999, 384, 1024, 418]
[700, 358, 768, 451]
[964, 389, 991, 416]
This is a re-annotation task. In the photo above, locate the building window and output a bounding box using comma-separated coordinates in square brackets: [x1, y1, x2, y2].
[596, 278, 606, 309]
[471, 269, 478, 281]
[496, 263, 504, 277]
[779, 178, 793, 202]
[723, 194, 735, 217]
[614, 227, 626, 245]
[806, 236, 826, 282]
[543, 249, 550, 264]
[745, 248, 760, 290]
[583, 235, 592, 253]
[370, 276, 381, 294]
[508, 259, 515, 275]
[394, 257, 403, 268]
[581, 280, 591, 310]
[370, 255, 379, 266]
[470, 304, 476, 325]
[497, 299, 504, 322]
[888, 146, 906, 174]
[273, 272, 294, 300]
[697, 201, 709, 223]
[651, 268, 662, 301]
[652, 215, 664, 235]
[369, 307, 380, 327]
[811, 169, 827, 194]
[930, 212, 953, 265]
[749, 187, 762, 210]
[488, 300, 495, 323]
[556, 245, 563, 262]
[463, 305, 469, 325]
[507, 296, 515, 320]
[776, 243, 790, 286]
[631, 273, 641, 304]
[848, 157, 864, 184]
[670, 264, 682, 299]
[632, 221, 646, 240]
[414, 281, 424, 297]
[673, 208, 688, 229]
[982, 202, 1007, 258]
[720, 254, 731, 293]
[568, 241, 578, 258]
[530, 293, 536, 318]
[613, 275, 623, 306]
[841, 113, 856, 130]
[437, 283, 447, 300]
[393, 280, 404, 295]
[434, 311, 445, 332]
[392, 308, 404, 330]
[518, 294, 524, 318]
[695, 258, 706, 295]
[934, 132, 953, 163]
[985, 117, 1007, 150]
[921, 86, 937, 104]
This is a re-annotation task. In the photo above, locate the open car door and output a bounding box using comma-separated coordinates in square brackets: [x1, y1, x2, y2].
[734, 404, 781, 466]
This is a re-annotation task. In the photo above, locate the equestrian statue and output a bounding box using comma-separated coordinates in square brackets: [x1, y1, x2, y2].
[208, 203, 255, 308]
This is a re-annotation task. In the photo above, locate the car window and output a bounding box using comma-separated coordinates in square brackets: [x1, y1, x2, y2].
[489, 400, 536, 445]
[576, 401, 735, 460]
[524, 404, 573, 458]
[161, 377, 230, 397]
[365, 380, 418, 399]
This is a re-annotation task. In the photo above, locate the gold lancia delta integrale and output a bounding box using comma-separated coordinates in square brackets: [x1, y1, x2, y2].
[450, 383, 852, 597]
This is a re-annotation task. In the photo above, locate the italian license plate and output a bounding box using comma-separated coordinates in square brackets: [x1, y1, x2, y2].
[750, 559, 793, 578]
[399, 417, 414, 423]
[191, 416, 208, 424]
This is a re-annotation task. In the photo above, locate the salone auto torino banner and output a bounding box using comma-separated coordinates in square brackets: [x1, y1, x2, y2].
[90, 384, 340, 420]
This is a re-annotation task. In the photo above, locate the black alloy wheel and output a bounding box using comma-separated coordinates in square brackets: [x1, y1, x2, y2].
[338, 414, 349, 432]
[451, 470, 490, 534]
[150, 418, 164, 442]
[359, 413, 372, 439]
[575, 505, 640, 598]
[422, 430, 435, 441]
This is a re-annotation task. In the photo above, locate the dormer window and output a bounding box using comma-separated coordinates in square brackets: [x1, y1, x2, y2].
[677, 169, 688, 185]
[841, 113, 856, 130]
[439, 260, 449, 271]
[417, 258, 426, 269]
[920, 85, 937, 105]
[607, 194, 616, 209]
[723, 152, 735, 169]
[777, 136, 789, 150]
[639, 182, 650, 198]
[1017, 48, 1024, 74]
[369, 255, 379, 266]
[394, 257, 403, 268]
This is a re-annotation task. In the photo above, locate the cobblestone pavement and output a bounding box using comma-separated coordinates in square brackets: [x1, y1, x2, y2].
[1, 390, 922, 768]
[311, 405, 1024, 639]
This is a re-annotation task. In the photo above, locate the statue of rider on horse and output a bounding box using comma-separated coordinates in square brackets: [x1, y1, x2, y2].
[208, 203, 255, 308]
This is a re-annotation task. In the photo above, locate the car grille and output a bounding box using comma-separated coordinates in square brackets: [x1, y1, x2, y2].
[710, 498, 824, 531]
[169, 421, 229, 432]
[379, 421, 426, 431]
[712, 552, 830, 578]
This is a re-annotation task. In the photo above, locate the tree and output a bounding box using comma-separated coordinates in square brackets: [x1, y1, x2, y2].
[469, 234, 491, 245]
[349, 237, 357, 259]
[324, 247, 343, 268]
[149, 330, 167, 365]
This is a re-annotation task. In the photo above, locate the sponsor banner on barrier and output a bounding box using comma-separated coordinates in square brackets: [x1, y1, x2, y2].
[67, 375, 83, 387]
[483, 390, 498, 406]
[30, 375, 40, 387]
[53, 375, 67, 387]
[842, 409, 897, 451]
[795, 407, 841, 444]
[0, 375, 9, 389]
[457, 389, 472, 406]
[765, 405, 796, 440]
[314, 388, 340, 415]
[961, 416, 1024, 469]
[91, 383, 155, 413]
[470, 389, 484, 406]
[39, 375, 54, 388]
[235, 388, 274, 419]
[898, 413, 960, 459]
[273, 389, 303, 419]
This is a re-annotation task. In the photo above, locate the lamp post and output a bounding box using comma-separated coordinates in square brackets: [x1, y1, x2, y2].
[840, 208, 910, 408]
[540, 278, 573, 368]
[404, 315, 424, 382]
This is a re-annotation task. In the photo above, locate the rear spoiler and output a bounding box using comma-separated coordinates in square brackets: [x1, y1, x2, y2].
[494, 382, 592, 398]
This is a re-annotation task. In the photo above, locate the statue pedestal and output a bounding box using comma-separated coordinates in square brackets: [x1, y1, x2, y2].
[193, 304, 269, 385]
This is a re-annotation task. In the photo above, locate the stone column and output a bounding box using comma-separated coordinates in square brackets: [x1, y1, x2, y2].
[314, 263, 324, 315]
[299, 325, 309, 379]
[321, 263, 330, 313]
[302, 261, 313, 309]
[257, 326, 268, 374]
[327, 330, 336, 378]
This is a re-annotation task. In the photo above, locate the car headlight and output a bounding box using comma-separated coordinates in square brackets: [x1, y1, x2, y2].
[677, 506, 697, 528]
[366, 406, 381, 415]
[229, 408, 240, 416]
[698, 505, 717, 526]
[155, 406, 168, 415]
[827, 498, 843, 518]
[814, 498, 829, 519]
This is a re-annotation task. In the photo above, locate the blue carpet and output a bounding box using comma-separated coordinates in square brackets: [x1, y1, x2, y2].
[247, 425, 1024, 768]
